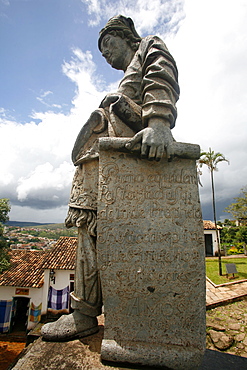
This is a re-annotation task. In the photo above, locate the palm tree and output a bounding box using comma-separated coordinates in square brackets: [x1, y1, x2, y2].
[198, 148, 229, 276]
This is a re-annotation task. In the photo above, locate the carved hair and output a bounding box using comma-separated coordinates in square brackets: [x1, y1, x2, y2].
[106, 29, 140, 52]
[98, 15, 141, 52]
[65, 208, 97, 236]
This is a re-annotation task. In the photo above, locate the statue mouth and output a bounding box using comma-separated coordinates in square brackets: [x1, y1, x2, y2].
[106, 55, 112, 64]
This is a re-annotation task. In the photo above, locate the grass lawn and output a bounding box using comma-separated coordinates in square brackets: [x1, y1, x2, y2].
[206, 257, 247, 285]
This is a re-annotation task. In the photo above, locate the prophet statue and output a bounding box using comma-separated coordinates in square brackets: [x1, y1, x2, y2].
[41, 14, 179, 341]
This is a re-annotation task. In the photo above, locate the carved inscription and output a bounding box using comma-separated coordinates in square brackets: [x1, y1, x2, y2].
[101, 162, 198, 186]
[100, 183, 195, 205]
[98, 203, 202, 221]
[98, 151, 205, 351]
[100, 161, 198, 206]
[97, 226, 204, 247]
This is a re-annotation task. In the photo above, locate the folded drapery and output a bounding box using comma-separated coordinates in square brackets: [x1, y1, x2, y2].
[48, 286, 69, 310]
[29, 302, 42, 322]
[0, 300, 12, 333]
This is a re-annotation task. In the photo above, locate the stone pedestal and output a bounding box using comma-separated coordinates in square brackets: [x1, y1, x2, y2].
[97, 138, 206, 370]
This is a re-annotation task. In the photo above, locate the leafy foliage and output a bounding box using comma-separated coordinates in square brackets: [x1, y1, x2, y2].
[0, 198, 11, 223]
[198, 148, 229, 276]
[0, 199, 11, 273]
[219, 219, 247, 256]
[0, 247, 10, 273]
[225, 187, 247, 221]
[198, 148, 229, 172]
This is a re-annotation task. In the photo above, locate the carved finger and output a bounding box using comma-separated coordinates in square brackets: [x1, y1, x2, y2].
[155, 145, 164, 161]
[125, 131, 143, 149]
[141, 142, 149, 158]
[166, 143, 175, 162]
[148, 145, 157, 161]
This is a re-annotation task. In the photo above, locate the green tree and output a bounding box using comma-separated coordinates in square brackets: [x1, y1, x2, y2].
[235, 226, 247, 254]
[0, 198, 11, 223]
[221, 225, 238, 244]
[198, 148, 229, 275]
[225, 187, 247, 222]
[0, 199, 11, 273]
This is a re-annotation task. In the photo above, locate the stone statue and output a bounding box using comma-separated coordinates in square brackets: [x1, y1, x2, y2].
[41, 14, 179, 341]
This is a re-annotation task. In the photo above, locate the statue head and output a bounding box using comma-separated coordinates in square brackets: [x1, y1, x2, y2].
[98, 15, 141, 53]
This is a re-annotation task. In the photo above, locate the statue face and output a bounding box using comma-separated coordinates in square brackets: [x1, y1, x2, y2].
[100, 34, 131, 71]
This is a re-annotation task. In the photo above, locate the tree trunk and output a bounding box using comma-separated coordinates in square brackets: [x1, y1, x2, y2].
[211, 170, 222, 275]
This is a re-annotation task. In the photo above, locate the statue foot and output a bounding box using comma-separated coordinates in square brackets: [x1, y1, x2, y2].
[41, 310, 98, 341]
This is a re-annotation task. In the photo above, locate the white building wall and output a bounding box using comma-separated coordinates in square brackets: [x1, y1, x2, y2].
[43, 269, 74, 312]
[42, 269, 50, 314]
[0, 269, 74, 331]
[204, 229, 220, 255]
[0, 285, 44, 330]
[48, 269, 73, 290]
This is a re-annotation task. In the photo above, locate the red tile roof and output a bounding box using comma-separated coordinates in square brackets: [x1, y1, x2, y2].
[203, 220, 221, 230]
[42, 236, 77, 270]
[0, 250, 47, 288]
[0, 237, 77, 288]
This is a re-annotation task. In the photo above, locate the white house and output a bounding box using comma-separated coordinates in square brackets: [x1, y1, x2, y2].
[203, 220, 221, 256]
[0, 237, 76, 333]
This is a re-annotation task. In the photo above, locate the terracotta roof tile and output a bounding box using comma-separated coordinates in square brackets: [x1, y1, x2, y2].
[42, 236, 77, 270]
[203, 220, 221, 230]
[0, 250, 47, 288]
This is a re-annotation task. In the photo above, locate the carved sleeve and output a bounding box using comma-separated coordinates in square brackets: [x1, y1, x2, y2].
[140, 36, 180, 129]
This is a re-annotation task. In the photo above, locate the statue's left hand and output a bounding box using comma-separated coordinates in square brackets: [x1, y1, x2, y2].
[125, 118, 174, 161]
[100, 93, 121, 108]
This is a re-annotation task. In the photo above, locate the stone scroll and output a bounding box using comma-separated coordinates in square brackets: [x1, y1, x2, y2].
[97, 138, 206, 369]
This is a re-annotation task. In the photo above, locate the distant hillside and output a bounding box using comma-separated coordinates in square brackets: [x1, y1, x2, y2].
[28, 223, 66, 230]
[6, 221, 59, 228]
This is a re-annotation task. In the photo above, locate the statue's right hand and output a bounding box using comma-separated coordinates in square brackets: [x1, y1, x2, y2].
[125, 122, 174, 161]
[100, 93, 120, 108]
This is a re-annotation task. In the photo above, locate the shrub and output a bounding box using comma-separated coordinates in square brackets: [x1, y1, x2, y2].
[228, 246, 239, 255]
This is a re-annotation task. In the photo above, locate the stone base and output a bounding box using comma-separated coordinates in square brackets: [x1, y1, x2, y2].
[10, 331, 247, 370]
[97, 138, 206, 369]
[101, 339, 203, 369]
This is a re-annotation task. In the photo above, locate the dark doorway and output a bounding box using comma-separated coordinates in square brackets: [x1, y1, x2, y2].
[11, 297, 30, 332]
[205, 234, 213, 256]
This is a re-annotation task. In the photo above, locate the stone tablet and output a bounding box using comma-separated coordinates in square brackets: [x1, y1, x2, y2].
[97, 138, 206, 369]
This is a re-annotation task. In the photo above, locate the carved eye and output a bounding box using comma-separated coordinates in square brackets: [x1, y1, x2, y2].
[103, 36, 110, 47]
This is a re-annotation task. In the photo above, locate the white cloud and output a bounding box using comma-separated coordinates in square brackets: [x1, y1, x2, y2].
[82, 0, 185, 37]
[9, 204, 69, 224]
[16, 162, 73, 202]
[36, 90, 64, 109]
[169, 0, 247, 220]
[0, 48, 109, 221]
[83, 0, 102, 26]
[62, 48, 107, 120]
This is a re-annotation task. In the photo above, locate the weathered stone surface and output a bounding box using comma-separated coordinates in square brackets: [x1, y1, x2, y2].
[207, 319, 225, 331]
[11, 333, 247, 370]
[97, 139, 206, 369]
[235, 333, 246, 342]
[228, 323, 241, 331]
[13, 320, 112, 370]
[236, 343, 245, 349]
[209, 330, 234, 350]
[12, 338, 92, 370]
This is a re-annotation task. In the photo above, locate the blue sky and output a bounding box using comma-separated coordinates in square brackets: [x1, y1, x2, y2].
[1, 0, 99, 122]
[1, 0, 247, 223]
